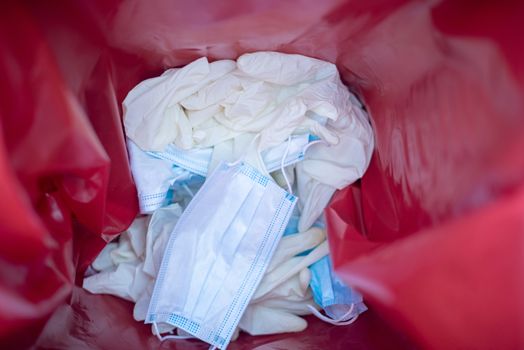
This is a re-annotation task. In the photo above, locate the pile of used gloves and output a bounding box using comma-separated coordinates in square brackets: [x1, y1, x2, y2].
[83, 51, 374, 349]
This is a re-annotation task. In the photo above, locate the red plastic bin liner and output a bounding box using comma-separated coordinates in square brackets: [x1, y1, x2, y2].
[0, 0, 523, 349]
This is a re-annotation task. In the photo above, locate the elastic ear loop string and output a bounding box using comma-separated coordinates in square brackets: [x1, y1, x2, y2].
[307, 304, 359, 326]
[280, 137, 328, 171]
[302, 139, 329, 154]
[228, 133, 262, 167]
[280, 135, 293, 194]
[280, 137, 329, 194]
[153, 322, 194, 341]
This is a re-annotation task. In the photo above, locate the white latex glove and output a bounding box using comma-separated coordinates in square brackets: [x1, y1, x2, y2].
[300, 105, 374, 189]
[83, 262, 141, 302]
[84, 205, 181, 309]
[91, 242, 117, 272]
[255, 268, 311, 303]
[238, 228, 327, 337]
[266, 227, 325, 274]
[110, 216, 149, 264]
[239, 304, 308, 336]
[253, 240, 329, 301]
[143, 204, 182, 277]
[134, 283, 153, 321]
[296, 103, 374, 231]
[239, 290, 318, 336]
[124, 58, 236, 151]
[124, 52, 350, 153]
[134, 204, 183, 323]
[295, 175, 336, 232]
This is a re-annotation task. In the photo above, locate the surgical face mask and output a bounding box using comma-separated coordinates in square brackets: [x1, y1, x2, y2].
[127, 140, 205, 214]
[308, 255, 367, 325]
[146, 133, 320, 177]
[146, 161, 297, 349]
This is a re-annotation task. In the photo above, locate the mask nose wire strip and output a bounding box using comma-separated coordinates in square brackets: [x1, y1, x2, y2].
[280, 135, 293, 194]
[306, 304, 359, 326]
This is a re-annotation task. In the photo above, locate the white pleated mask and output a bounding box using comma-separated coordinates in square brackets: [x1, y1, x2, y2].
[146, 161, 296, 349]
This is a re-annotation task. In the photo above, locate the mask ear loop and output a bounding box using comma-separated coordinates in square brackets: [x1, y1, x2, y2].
[153, 322, 195, 341]
[227, 133, 262, 167]
[279, 136, 329, 194]
[280, 135, 293, 194]
[307, 304, 359, 326]
[302, 139, 329, 154]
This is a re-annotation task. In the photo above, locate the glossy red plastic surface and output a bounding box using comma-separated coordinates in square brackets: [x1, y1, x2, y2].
[0, 0, 523, 349]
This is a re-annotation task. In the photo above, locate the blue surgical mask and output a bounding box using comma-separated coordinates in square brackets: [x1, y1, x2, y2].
[283, 213, 366, 324]
[309, 255, 367, 324]
[283, 213, 301, 236]
[146, 134, 320, 177]
[127, 140, 205, 214]
[146, 161, 297, 349]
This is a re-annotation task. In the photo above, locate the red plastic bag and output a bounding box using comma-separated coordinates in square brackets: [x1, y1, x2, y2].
[1, 1, 523, 349]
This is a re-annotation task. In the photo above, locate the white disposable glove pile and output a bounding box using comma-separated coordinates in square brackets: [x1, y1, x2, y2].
[84, 51, 374, 339]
